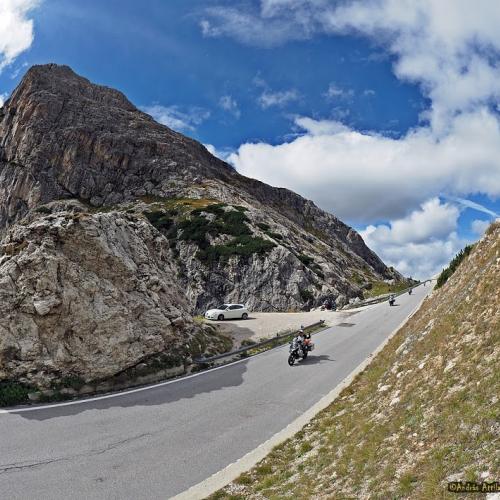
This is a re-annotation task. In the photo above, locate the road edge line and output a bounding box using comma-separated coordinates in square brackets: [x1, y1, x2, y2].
[172, 294, 426, 500]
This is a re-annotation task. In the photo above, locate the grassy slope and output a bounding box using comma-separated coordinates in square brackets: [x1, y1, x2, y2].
[212, 223, 500, 499]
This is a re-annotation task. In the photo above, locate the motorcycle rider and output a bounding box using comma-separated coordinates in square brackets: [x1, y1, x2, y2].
[299, 325, 311, 351]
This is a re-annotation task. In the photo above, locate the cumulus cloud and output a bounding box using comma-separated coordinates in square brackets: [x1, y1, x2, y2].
[0, 92, 8, 107]
[219, 95, 241, 118]
[360, 198, 464, 279]
[203, 143, 234, 162]
[142, 104, 210, 132]
[229, 111, 500, 222]
[0, 0, 39, 71]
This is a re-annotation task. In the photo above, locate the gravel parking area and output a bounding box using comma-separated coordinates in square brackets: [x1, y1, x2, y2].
[206, 308, 365, 347]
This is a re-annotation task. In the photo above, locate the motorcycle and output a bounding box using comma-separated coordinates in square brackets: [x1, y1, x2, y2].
[288, 335, 314, 366]
[389, 296, 396, 306]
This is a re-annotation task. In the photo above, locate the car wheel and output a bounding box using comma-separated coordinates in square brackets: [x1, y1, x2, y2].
[242, 313, 248, 320]
[218, 314, 224, 321]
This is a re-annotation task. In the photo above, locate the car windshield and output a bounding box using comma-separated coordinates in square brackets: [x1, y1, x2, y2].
[217, 304, 228, 310]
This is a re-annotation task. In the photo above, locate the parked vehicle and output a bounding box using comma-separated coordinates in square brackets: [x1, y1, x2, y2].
[204, 304, 249, 321]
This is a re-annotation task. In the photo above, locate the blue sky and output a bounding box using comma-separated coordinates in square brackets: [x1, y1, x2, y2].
[1, 0, 500, 278]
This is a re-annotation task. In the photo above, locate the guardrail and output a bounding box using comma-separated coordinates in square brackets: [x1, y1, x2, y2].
[343, 279, 433, 310]
[193, 320, 325, 365]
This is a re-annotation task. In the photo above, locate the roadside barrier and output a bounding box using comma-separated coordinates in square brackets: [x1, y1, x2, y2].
[193, 320, 325, 364]
[343, 279, 433, 310]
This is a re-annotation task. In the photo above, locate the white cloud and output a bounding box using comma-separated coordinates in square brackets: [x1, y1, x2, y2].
[471, 219, 490, 235]
[252, 76, 299, 109]
[325, 0, 500, 134]
[142, 104, 210, 132]
[363, 89, 375, 97]
[0, 0, 39, 71]
[206, 1, 500, 277]
[229, 111, 500, 222]
[203, 143, 234, 162]
[360, 198, 464, 279]
[293, 116, 349, 135]
[325, 83, 354, 100]
[219, 95, 241, 118]
[0, 92, 8, 107]
[258, 88, 299, 109]
[200, 1, 326, 47]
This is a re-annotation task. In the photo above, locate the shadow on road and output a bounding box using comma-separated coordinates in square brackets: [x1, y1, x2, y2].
[12, 359, 249, 421]
[291, 354, 335, 366]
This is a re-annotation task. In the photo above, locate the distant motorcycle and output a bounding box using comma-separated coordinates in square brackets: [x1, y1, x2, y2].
[389, 295, 396, 306]
[408, 288, 413, 295]
[288, 334, 314, 366]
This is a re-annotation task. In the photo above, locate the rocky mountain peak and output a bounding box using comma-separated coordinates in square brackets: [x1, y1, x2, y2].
[0, 63, 233, 230]
[4, 63, 137, 112]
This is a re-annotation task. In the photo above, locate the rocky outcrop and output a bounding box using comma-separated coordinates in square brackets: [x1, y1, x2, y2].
[0, 201, 225, 387]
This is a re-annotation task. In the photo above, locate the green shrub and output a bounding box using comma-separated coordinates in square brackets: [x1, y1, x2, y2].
[198, 235, 276, 263]
[266, 231, 283, 240]
[57, 375, 85, 390]
[0, 381, 32, 407]
[145, 211, 173, 231]
[36, 206, 51, 214]
[215, 210, 251, 236]
[298, 254, 314, 266]
[257, 222, 270, 231]
[436, 244, 474, 288]
[180, 207, 251, 247]
[314, 268, 325, 280]
[191, 203, 225, 217]
[179, 216, 211, 248]
[299, 288, 314, 303]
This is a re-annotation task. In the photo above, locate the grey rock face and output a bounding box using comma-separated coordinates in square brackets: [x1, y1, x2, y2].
[0, 205, 210, 387]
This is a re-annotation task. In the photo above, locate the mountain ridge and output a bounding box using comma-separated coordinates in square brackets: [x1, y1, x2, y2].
[0, 64, 389, 278]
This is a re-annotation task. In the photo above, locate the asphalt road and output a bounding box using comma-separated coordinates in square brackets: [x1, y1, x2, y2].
[0, 284, 431, 500]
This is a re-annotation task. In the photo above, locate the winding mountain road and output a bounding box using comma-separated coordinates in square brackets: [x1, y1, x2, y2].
[0, 284, 431, 500]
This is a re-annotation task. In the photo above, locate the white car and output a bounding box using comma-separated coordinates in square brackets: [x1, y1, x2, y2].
[205, 304, 249, 321]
